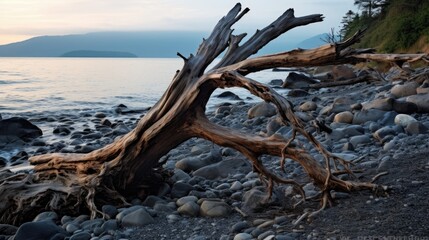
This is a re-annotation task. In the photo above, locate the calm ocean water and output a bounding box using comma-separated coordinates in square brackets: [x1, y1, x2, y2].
[0, 57, 290, 162]
[0, 57, 288, 115]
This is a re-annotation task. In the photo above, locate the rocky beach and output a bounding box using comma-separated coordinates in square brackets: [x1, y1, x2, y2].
[1, 64, 429, 240]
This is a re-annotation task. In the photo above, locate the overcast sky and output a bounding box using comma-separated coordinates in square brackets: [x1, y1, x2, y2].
[0, 0, 355, 45]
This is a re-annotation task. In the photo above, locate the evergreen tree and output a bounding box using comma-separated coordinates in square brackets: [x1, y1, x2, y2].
[354, 0, 387, 17]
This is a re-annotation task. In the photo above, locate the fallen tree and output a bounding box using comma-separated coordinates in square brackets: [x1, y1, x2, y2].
[0, 3, 403, 225]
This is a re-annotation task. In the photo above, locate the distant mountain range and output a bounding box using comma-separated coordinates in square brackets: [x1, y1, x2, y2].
[0, 31, 328, 58]
[295, 33, 332, 49]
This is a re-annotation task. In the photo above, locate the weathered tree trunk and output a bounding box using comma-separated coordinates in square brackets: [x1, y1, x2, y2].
[0, 3, 397, 225]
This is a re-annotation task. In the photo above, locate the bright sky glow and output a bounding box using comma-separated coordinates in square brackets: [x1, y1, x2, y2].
[0, 0, 355, 45]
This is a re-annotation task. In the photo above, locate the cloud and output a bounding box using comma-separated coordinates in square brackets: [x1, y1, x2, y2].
[0, 0, 356, 44]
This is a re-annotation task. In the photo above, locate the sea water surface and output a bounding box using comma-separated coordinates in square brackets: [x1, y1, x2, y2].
[0, 57, 291, 162]
[0, 57, 288, 115]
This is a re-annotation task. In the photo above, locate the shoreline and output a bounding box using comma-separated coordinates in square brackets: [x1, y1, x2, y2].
[1, 65, 429, 239]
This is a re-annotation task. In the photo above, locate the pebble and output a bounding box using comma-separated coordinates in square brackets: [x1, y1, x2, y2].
[121, 208, 155, 227]
[406, 93, 429, 113]
[70, 231, 91, 240]
[177, 201, 200, 217]
[268, 79, 283, 86]
[171, 182, 194, 199]
[390, 82, 418, 98]
[234, 233, 253, 240]
[394, 114, 417, 127]
[14, 221, 67, 240]
[231, 221, 251, 233]
[248, 102, 277, 119]
[373, 126, 397, 143]
[94, 112, 107, 118]
[242, 187, 269, 211]
[393, 100, 418, 114]
[102, 205, 118, 219]
[32, 211, 58, 222]
[362, 97, 393, 111]
[230, 181, 243, 191]
[200, 200, 231, 217]
[176, 196, 198, 207]
[405, 122, 428, 135]
[334, 111, 354, 123]
[258, 230, 275, 240]
[353, 109, 387, 124]
[53, 126, 71, 135]
[166, 214, 181, 224]
[299, 101, 317, 112]
[349, 135, 372, 147]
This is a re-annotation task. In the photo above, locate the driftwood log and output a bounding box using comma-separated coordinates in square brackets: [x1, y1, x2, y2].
[0, 3, 396, 225]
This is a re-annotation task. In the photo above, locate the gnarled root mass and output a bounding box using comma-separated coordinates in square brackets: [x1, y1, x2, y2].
[3, 3, 423, 225]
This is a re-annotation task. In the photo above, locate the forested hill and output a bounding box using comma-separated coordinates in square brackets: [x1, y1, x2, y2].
[341, 0, 429, 53]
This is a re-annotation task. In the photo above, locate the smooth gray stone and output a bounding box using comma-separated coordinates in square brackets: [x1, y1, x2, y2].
[14, 221, 67, 240]
[199, 200, 231, 217]
[177, 201, 200, 217]
[81, 219, 104, 231]
[65, 223, 80, 234]
[73, 215, 89, 224]
[299, 101, 317, 112]
[193, 158, 251, 180]
[32, 211, 58, 222]
[142, 195, 166, 208]
[391, 82, 418, 98]
[121, 208, 155, 227]
[231, 221, 251, 233]
[394, 114, 417, 127]
[70, 231, 91, 240]
[405, 122, 428, 135]
[406, 93, 429, 113]
[393, 100, 418, 114]
[216, 91, 242, 100]
[176, 196, 198, 207]
[349, 134, 371, 147]
[266, 117, 283, 136]
[248, 102, 277, 119]
[61, 215, 73, 225]
[380, 111, 398, 125]
[373, 126, 397, 143]
[171, 169, 191, 182]
[282, 72, 318, 89]
[234, 233, 253, 240]
[101, 205, 118, 220]
[268, 79, 283, 86]
[94, 112, 106, 118]
[153, 203, 176, 213]
[101, 220, 118, 232]
[242, 187, 269, 211]
[353, 109, 387, 124]
[170, 182, 194, 199]
[116, 206, 143, 223]
[99, 235, 114, 240]
[0, 117, 42, 141]
[257, 230, 275, 240]
[362, 98, 393, 111]
[53, 126, 71, 135]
